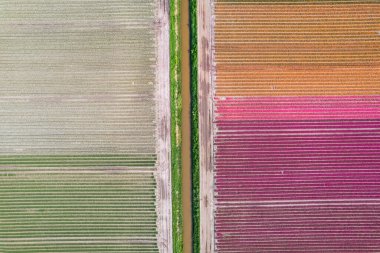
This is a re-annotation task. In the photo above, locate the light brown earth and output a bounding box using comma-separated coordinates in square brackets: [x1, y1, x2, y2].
[198, 0, 215, 252]
[156, 0, 172, 252]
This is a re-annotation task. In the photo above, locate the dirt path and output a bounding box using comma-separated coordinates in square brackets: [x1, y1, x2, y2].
[156, 0, 172, 252]
[180, 0, 192, 252]
[198, 0, 215, 252]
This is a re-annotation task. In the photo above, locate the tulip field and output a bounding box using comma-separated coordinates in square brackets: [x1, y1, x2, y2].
[0, 0, 171, 252]
[207, 0, 380, 252]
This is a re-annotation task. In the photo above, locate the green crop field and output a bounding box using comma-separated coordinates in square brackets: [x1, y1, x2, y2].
[0, 169, 158, 252]
[0, 0, 170, 252]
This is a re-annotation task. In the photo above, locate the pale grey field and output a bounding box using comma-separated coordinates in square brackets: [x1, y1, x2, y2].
[0, 0, 170, 252]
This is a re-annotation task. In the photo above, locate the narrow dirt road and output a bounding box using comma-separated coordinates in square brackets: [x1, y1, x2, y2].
[156, 0, 172, 252]
[198, 0, 215, 252]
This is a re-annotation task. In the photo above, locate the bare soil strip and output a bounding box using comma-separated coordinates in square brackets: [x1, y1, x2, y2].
[198, 0, 215, 252]
[156, 0, 172, 252]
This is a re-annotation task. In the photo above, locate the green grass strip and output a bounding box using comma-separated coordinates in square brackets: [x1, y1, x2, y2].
[170, 0, 184, 252]
[189, 0, 200, 252]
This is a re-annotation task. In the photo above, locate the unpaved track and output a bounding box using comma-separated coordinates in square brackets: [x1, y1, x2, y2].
[198, 0, 215, 252]
[156, 0, 172, 252]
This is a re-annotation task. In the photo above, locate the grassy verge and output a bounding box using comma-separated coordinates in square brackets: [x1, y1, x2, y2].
[169, 0, 183, 252]
[189, 0, 200, 252]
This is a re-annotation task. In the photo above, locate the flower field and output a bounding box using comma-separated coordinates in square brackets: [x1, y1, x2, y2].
[210, 0, 380, 252]
[0, 0, 171, 252]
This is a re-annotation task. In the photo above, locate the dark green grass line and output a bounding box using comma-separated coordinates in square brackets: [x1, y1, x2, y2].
[0, 155, 156, 167]
[189, 0, 200, 252]
[0, 163, 155, 167]
[0, 248, 158, 253]
[0, 154, 156, 159]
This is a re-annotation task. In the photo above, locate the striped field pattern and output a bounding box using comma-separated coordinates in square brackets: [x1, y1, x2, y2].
[212, 0, 380, 252]
[0, 0, 167, 252]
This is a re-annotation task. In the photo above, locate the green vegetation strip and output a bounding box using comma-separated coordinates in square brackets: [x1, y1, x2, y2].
[0, 155, 156, 167]
[170, 0, 183, 252]
[189, 0, 200, 252]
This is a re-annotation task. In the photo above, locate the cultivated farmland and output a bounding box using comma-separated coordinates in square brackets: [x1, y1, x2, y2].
[199, 0, 380, 252]
[0, 0, 171, 252]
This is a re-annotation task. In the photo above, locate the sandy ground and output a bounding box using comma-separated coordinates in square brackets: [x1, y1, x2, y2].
[155, 0, 172, 252]
[198, 0, 215, 252]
